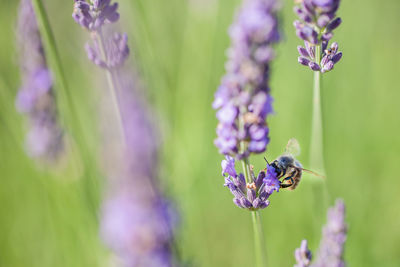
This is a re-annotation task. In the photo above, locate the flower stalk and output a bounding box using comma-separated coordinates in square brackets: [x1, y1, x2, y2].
[94, 30, 126, 143]
[241, 158, 267, 267]
[310, 44, 325, 174]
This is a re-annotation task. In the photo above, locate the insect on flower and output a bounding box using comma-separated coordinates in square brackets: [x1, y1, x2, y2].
[265, 138, 323, 190]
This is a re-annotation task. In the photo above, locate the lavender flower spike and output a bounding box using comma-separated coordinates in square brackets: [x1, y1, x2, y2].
[213, 0, 280, 158]
[294, 240, 312, 267]
[100, 73, 177, 266]
[222, 156, 280, 211]
[294, 0, 343, 72]
[85, 32, 129, 69]
[74, 1, 179, 265]
[293, 199, 347, 267]
[16, 0, 64, 162]
[73, 0, 119, 31]
[314, 199, 347, 267]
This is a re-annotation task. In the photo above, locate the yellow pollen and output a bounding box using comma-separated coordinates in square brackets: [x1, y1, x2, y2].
[246, 182, 256, 190]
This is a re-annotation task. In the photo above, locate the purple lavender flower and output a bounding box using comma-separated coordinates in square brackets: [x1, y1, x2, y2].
[85, 32, 129, 69]
[294, 0, 342, 72]
[72, 0, 119, 31]
[222, 156, 279, 210]
[16, 0, 64, 162]
[98, 71, 178, 267]
[314, 199, 347, 267]
[294, 240, 312, 267]
[74, 1, 178, 264]
[293, 199, 347, 267]
[213, 0, 280, 158]
[101, 189, 175, 267]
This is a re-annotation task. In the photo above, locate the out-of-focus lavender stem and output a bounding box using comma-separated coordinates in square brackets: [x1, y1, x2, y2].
[31, 0, 78, 129]
[95, 31, 126, 143]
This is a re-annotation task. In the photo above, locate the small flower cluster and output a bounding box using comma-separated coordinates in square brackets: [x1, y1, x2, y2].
[16, 0, 64, 162]
[73, 0, 128, 68]
[314, 199, 347, 267]
[293, 199, 347, 267]
[294, 240, 312, 267]
[213, 0, 280, 158]
[222, 156, 280, 210]
[85, 33, 129, 69]
[294, 0, 342, 72]
[73, 0, 119, 31]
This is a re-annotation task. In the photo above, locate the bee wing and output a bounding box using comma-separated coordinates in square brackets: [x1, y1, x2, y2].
[285, 138, 301, 156]
[301, 168, 325, 178]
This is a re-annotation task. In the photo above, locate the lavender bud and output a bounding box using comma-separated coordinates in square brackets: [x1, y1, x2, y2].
[331, 51, 342, 63]
[297, 46, 310, 58]
[321, 32, 333, 41]
[320, 55, 329, 66]
[294, 240, 312, 267]
[298, 56, 310, 66]
[305, 42, 315, 59]
[308, 61, 321, 71]
[327, 17, 342, 31]
[317, 14, 331, 28]
[293, 20, 303, 30]
[234, 198, 245, 208]
[247, 188, 257, 203]
[240, 197, 253, 209]
[255, 171, 265, 188]
[321, 61, 334, 73]
[330, 41, 338, 52]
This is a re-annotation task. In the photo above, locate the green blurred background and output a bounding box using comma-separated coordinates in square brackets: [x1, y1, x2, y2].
[1, 0, 400, 266]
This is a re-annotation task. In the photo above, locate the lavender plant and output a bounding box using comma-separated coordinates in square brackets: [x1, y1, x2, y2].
[73, 1, 178, 266]
[16, 0, 64, 162]
[293, 0, 343, 173]
[294, 199, 347, 267]
[294, 240, 313, 267]
[213, 0, 281, 265]
[294, 0, 343, 73]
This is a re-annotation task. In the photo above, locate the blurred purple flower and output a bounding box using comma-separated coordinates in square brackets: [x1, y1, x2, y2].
[294, 199, 347, 267]
[294, 240, 312, 267]
[98, 71, 178, 267]
[72, 0, 119, 31]
[73, 1, 179, 263]
[16, 0, 64, 162]
[213, 0, 280, 158]
[85, 32, 129, 69]
[101, 189, 176, 267]
[314, 199, 347, 267]
[294, 0, 342, 72]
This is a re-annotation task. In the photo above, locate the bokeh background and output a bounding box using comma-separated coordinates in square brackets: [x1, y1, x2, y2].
[1, 0, 400, 266]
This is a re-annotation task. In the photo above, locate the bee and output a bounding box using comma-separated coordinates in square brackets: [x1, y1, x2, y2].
[265, 138, 323, 190]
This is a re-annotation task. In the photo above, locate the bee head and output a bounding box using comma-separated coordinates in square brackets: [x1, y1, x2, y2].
[277, 155, 294, 169]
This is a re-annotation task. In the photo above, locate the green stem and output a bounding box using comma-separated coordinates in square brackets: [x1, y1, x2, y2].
[31, 0, 99, 216]
[310, 44, 330, 225]
[310, 44, 325, 174]
[241, 158, 266, 267]
[95, 31, 126, 143]
[31, 0, 78, 128]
